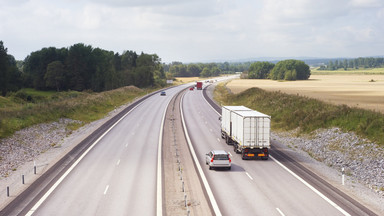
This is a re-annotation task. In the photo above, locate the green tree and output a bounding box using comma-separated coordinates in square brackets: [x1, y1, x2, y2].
[66, 43, 94, 91]
[0, 41, 9, 96]
[211, 66, 221, 77]
[270, 59, 310, 80]
[187, 64, 201, 77]
[0, 41, 22, 95]
[44, 61, 65, 91]
[248, 61, 274, 79]
[200, 67, 211, 77]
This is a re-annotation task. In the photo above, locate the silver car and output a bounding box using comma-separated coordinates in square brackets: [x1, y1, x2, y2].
[205, 150, 231, 170]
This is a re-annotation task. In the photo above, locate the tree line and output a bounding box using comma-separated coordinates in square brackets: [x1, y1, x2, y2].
[319, 57, 384, 70]
[0, 41, 23, 96]
[243, 59, 311, 80]
[164, 61, 251, 78]
[0, 41, 165, 96]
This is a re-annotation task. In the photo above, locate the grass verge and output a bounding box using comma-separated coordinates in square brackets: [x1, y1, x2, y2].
[0, 86, 152, 139]
[214, 83, 384, 146]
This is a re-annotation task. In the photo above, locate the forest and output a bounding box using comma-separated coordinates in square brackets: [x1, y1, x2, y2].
[0, 41, 252, 96]
[2, 40, 384, 96]
[0, 41, 165, 96]
[164, 61, 250, 78]
[319, 57, 384, 70]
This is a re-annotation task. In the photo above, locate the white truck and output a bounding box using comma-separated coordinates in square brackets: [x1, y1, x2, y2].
[221, 106, 271, 160]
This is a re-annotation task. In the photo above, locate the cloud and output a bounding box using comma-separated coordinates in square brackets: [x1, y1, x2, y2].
[0, 0, 383, 62]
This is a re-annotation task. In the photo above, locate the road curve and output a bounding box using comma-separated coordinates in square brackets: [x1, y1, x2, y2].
[179, 81, 377, 216]
[0, 85, 188, 216]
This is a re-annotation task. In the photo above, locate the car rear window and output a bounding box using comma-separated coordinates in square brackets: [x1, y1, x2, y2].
[214, 154, 229, 160]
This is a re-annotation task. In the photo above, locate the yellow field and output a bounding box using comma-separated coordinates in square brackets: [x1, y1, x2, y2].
[174, 77, 200, 85]
[226, 75, 384, 113]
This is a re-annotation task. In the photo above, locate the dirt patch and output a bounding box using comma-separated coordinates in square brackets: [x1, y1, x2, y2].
[226, 75, 384, 113]
[163, 91, 212, 216]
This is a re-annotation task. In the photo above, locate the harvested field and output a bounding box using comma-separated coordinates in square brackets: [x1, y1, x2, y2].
[226, 75, 384, 113]
[174, 77, 202, 84]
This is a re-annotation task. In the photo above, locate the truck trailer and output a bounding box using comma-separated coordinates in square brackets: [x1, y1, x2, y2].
[196, 81, 203, 90]
[221, 106, 271, 160]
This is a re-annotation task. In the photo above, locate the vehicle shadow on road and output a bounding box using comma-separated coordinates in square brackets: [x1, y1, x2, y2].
[212, 163, 245, 172]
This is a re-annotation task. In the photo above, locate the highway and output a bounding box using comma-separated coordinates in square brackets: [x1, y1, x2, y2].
[181, 82, 375, 216]
[0, 78, 377, 216]
[1, 85, 189, 216]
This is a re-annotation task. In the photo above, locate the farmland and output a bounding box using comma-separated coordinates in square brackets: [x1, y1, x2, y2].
[226, 74, 384, 113]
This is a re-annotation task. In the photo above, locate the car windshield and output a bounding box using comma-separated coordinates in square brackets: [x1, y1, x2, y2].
[214, 154, 229, 160]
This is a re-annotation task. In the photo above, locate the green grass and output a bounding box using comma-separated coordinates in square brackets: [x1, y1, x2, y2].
[0, 86, 154, 139]
[214, 83, 384, 146]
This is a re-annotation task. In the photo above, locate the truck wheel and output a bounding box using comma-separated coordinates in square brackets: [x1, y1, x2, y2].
[209, 166, 212, 170]
[241, 150, 246, 160]
[228, 167, 231, 170]
[262, 157, 269, 160]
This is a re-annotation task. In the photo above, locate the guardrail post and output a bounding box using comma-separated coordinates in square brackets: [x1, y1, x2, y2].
[22, 175, 25, 184]
[184, 194, 187, 207]
[7, 186, 9, 197]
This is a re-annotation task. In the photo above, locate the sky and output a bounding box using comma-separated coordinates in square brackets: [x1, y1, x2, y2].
[1, 0, 384, 63]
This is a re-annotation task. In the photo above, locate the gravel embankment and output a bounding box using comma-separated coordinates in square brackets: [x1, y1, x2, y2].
[0, 118, 82, 178]
[272, 128, 384, 197]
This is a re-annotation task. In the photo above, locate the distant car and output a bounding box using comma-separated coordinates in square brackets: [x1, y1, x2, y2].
[205, 150, 231, 170]
[160, 91, 166, 96]
[189, 87, 194, 91]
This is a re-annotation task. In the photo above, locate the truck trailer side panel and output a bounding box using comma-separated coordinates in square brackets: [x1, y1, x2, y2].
[221, 106, 251, 143]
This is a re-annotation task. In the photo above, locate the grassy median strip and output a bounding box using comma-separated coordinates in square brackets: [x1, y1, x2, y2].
[214, 83, 384, 146]
[0, 86, 150, 139]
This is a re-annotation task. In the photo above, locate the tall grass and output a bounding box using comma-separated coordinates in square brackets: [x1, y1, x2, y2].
[214, 83, 384, 146]
[0, 86, 148, 139]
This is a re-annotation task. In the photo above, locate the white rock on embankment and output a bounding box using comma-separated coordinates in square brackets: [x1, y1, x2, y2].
[0, 118, 81, 178]
[272, 127, 384, 197]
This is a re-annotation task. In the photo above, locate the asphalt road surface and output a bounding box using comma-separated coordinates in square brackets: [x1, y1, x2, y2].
[181, 82, 375, 216]
[1, 78, 377, 216]
[1, 85, 189, 216]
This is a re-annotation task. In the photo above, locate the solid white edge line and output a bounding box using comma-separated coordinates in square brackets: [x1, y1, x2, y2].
[104, 185, 109, 195]
[25, 99, 147, 216]
[157, 92, 173, 216]
[180, 91, 222, 216]
[270, 155, 351, 216]
[245, 172, 253, 181]
[202, 84, 351, 216]
[276, 207, 285, 216]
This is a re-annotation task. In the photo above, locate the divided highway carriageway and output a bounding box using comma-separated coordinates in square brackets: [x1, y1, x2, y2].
[0, 79, 378, 216]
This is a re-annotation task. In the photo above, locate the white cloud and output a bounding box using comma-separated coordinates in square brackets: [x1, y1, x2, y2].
[0, 0, 383, 62]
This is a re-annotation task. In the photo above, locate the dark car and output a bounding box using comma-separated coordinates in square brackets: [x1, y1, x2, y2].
[160, 91, 166, 96]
